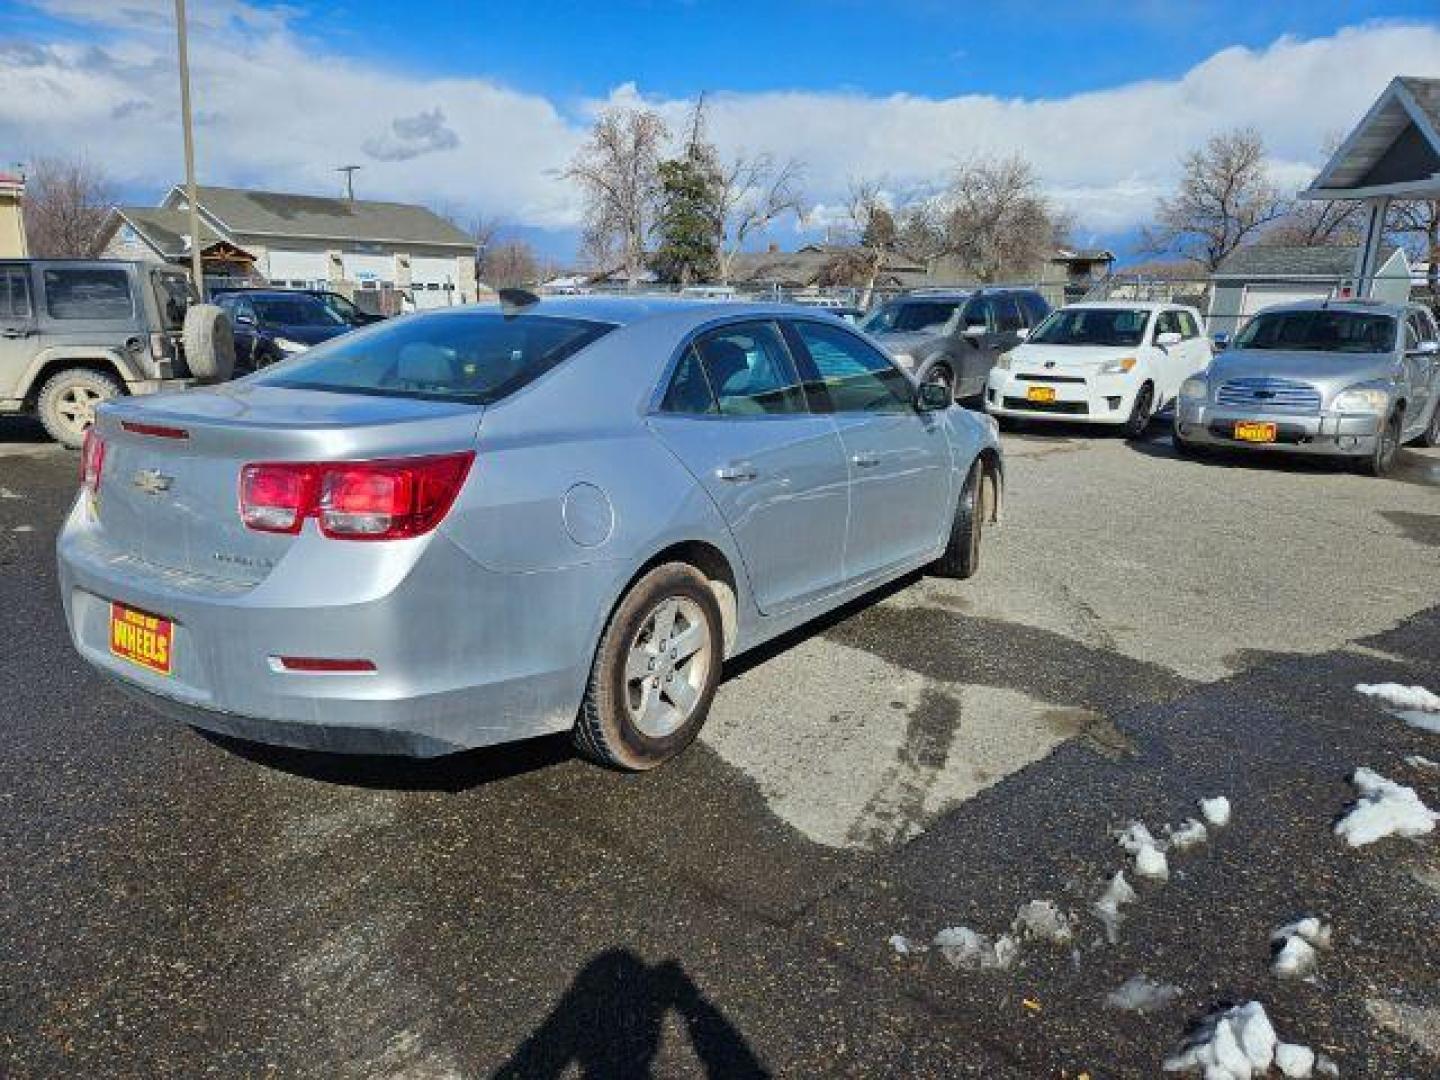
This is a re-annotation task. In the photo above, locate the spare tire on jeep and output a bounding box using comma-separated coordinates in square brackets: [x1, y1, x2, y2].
[183, 303, 235, 382]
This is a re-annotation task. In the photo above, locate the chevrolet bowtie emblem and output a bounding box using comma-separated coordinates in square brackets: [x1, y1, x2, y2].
[132, 469, 174, 496]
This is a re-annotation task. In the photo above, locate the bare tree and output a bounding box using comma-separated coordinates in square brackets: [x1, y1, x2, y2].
[1142, 128, 1289, 271]
[934, 154, 1063, 282]
[1389, 199, 1440, 296]
[479, 239, 543, 289]
[1261, 199, 1364, 247]
[715, 152, 805, 284]
[564, 107, 668, 283]
[819, 179, 898, 306]
[23, 155, 115, 257]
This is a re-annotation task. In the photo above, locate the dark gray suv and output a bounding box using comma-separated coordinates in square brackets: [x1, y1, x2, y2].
[861, 288, 1050, 400]
[0, 260, 215, 447]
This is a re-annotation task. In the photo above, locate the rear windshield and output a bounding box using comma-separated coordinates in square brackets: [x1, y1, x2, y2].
[861, 300, 962, 334]
[253, 311, 615, 404]
[1030, 307, 1150, 347]
[252, 296, 347, 327]
[1234, 309, 1396, 353]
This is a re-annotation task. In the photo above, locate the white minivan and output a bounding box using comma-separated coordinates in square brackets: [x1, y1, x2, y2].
[985, 302, 1211, 437]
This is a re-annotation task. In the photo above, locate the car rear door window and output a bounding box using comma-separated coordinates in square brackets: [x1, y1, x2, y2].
[993, 296, 1024, 333]
[691, 321, 806, 417]
[42, 266, 134, 320]
[1155, 311, 1183, 338]
[788, 319, 912, 414]
[660, 346, 719, 415]
[1177, 311, 1202, 338]
[0, 267, 32, 320]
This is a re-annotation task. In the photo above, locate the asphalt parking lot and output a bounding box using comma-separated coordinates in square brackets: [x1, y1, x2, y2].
[3, 414, 1438, 1078]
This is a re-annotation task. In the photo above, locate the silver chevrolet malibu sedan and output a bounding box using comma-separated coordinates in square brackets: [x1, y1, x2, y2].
[1175, 299, 1440, 475]
[58, 296, 1002, 769]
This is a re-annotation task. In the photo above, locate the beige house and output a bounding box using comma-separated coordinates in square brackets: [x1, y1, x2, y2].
[0, 172, 27, 258]
[95, 185, 479, 309]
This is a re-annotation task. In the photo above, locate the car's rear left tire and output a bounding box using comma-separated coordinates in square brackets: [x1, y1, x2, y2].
[36, 368, 123, 449]
[574, 562, 723, 771]
[932, 459, 988, 580]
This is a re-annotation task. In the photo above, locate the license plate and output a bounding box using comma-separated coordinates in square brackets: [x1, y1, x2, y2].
[1233, 421, 1277, 443]
[109, 601, 174, 676]
[1026, 386, 1057, 403]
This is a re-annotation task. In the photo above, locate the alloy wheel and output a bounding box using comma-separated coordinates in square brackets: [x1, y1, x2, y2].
[623, 596, 713, 739]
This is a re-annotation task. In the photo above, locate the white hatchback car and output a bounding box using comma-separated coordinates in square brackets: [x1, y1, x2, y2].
[985, 302, 1211, 437]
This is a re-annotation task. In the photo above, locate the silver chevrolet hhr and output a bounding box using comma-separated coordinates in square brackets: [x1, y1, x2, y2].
[58, 296, 1002, 769]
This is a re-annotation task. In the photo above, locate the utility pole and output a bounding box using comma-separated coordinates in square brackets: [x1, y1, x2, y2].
[337, 165, 361, 201]
[174, 0, 203, 295]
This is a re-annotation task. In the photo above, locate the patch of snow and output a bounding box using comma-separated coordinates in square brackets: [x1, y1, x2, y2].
[1406, 754, 1439, 773]
[931, 926, 1017, 970]
[1115, 821, 1170, 881]
[1093, 871, 1138, 944]
[888, 933, 921, 955]
[1396, 710, 1440, 735]
[1335, 767, 1437, 847]
[12, 524, 33, 533]
[1163, 1001, 1280, 1078]
[1271, 936, 1318, 980]
[1275, 1042, 1316, 1078]
[0, 486, 21, 499]
[1166, 818, 1209, 850]
[1200, 796, 1232, 828]
[1314, 1054, 1340, 1078]
[1355, 682, 1440, 713]
[1012, 899, 1073, 945]
[1105, 974, 1181, 1013]
[1270, 917, 1332, 951]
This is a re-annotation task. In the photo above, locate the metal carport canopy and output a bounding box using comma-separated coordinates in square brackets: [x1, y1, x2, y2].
[1299, 76, 1440, 295]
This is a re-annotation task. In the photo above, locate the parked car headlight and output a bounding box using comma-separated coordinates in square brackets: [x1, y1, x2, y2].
[1100, 356, 1137, 374]
[1179, 375, 1209, 402]
[1332, 384, 1390, 413]
[273, 337, 309, 354]
[995, 352, 1013, 371]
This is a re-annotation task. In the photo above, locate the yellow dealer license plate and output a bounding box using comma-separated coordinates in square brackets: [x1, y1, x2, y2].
[1233, 421, 1277, 443]
[109, 601, 174, 676]
[1026, 386, 1057, 403]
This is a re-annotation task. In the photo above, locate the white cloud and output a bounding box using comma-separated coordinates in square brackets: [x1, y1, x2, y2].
[1, 11, 1436, 251]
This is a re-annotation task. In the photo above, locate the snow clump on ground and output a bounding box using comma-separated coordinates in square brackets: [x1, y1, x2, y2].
[1115, 821, 1170, 881]
[1200, 796, 1232, 828]
[1163, 1000, 1332, 1078]
[1105, 974, 1181, 1013]
[1092, 870, 1138, 944]
[931, 926, 1019, 970]
[1270, 917, 1333, 980]
[1335, 768, 1437, 847]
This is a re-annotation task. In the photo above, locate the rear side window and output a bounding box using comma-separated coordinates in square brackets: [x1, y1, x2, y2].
[0, 267, 32, 320]
[43, 267, 134, 320]
[993, 296, 1024, 332]
[660, 347, 718, 415]
[1020, 294, 1049, 327]
[1155, 311, 1183, 338]
[254, 312, 614, 404]
[1178, 311, 1201, 338]
[153, 272, 193, 329]
[690, 321, 806, 417]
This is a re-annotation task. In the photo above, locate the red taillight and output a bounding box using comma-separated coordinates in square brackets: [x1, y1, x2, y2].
[121, 420, 189, 440]
[275, 656, 376, 673]
[238, 452, 473, 540]
[80, 429, 106, 494]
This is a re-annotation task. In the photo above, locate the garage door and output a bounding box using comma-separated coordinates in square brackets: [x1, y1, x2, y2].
[263, 250, 329, 287]
[411, 256, 459, 310]
[1240, 283, 1334, 319]
[342, 253, 394, 289]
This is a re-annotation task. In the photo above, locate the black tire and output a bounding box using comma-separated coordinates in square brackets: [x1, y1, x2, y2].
[1122, 382, 1155, 440]
[1360, 409, 1403, 477]
[574, 563, 723, 771]
[1418, 400, 1440, 449]
[932, 459, 987, 580]
[182, 303, 236, 382]
[36, 368, 123, 449]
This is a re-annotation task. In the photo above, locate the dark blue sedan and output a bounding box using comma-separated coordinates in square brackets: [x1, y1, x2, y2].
[214, 290, 354, 373]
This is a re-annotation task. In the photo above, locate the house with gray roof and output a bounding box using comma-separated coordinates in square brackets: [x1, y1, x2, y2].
[95, 185, 480, 309]
[1206, 243, 1411, 338]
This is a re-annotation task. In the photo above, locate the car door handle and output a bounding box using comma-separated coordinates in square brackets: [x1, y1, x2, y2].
[715, 462, 758, 482]
[0, 327, 29, 339]
[851, 453, 881, 468]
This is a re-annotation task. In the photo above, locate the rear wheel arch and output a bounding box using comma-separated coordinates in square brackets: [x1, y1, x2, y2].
[616, 540, 741, 658]
[21, 354, 131, 410]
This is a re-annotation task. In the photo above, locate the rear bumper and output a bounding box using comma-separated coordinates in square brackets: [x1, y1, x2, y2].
[1174, 402, 1383, 456]
[57, 500, 621, 757]
[125, 377, 197, 396]
[984, 370, 1142, 424]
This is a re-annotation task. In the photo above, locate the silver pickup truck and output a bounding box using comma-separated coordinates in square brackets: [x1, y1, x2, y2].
[1174, 299, 1440, 476]
[0, 259, 232, 447]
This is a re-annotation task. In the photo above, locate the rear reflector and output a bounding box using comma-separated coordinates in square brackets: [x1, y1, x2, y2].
[274, 656, 377, 673]
[239, 452, 474, 540]
[121, 420, 189, 440]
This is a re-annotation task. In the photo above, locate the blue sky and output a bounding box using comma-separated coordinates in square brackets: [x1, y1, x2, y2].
[3, 1, 1439, 263]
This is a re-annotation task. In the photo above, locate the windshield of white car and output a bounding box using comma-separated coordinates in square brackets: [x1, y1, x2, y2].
[1233, 310, 1396, 353]
[861, 300, 962, 334]
[254, 312, 614, 404]
[1029, 307, 1150, 347]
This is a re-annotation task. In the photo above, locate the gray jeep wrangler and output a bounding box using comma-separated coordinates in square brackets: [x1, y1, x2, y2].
[0, 259, 233, 447]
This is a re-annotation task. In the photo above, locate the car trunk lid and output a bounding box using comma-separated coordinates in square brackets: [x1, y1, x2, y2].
[92, 384, 483, 586]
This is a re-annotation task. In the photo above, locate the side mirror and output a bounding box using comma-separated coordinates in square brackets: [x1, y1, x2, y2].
[1155, 331, 1182, 347]
[1212, 333, 1230, 352]
[916, 380, 952, 412]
